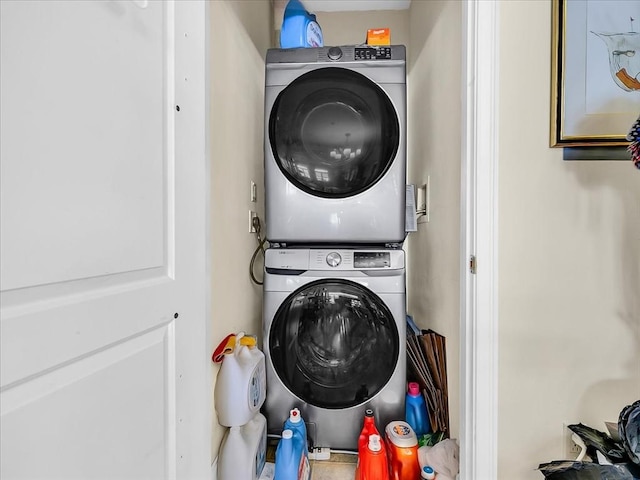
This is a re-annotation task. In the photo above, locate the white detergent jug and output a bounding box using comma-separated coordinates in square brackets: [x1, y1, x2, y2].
[214, 332, 266, 427]
[218, 412, 267, 480]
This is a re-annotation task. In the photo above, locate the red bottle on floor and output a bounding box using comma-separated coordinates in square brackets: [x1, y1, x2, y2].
[355, 434, 389, 480]
[358, 409, 381, 452]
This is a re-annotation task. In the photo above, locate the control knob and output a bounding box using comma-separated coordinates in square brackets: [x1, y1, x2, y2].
[326, 252, 342, 267]
[327, 46, 343, 61]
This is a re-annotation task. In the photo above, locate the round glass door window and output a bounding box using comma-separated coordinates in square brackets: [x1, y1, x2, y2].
[269, 68, 400, 198]
[269, 279, 399, 409]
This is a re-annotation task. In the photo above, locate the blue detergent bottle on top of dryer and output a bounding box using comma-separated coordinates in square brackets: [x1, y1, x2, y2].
[280, 0, 323, 49]
[405, 382, 431, 437]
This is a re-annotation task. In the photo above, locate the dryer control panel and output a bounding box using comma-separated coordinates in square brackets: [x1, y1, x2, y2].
[266, 45, 405, 64]
[354, 46, 393, 60]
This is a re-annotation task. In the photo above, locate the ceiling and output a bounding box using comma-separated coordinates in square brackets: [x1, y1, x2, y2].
[302, 0, 411, 12]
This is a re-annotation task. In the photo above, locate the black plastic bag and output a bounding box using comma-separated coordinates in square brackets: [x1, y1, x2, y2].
[568, 423, 629, 463]
[619, 400, 640, 465]
[538, 461, 639, 480]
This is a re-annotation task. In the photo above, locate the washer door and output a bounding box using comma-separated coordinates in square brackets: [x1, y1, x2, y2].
[269, 67, 400, 198]
[269, 279, 399, 409]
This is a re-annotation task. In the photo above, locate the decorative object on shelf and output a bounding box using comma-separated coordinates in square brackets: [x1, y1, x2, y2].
[550, 0, 640, 147]
[627, 113, 640, 169]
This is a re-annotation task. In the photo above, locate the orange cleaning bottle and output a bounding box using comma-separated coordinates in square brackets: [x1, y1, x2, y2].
[355, 434, 389, 480]
[385, 421, 420, 480]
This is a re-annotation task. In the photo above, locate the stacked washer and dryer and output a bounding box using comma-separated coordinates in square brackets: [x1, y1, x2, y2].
[262, 45, 408, 450]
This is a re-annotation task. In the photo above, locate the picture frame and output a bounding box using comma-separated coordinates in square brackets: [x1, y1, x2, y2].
[551, 0, 640, 147]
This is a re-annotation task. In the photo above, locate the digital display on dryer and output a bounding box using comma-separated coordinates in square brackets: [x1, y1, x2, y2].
[354, 252, 390, 268]
[354, 47, 392, 60]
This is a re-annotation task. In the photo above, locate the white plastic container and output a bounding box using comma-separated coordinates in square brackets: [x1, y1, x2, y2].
[214, 332, 266, 427]
[218, 413, 267, 480]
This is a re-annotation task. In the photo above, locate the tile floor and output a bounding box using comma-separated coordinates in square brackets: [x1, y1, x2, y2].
[309, 453, 357, 480]
[264, 445, 357, 480]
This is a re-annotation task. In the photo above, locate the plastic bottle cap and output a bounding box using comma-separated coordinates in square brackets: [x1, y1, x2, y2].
[368, 434, 382, 452]
[385, 421, 418, 447]
[408, 382, 421, 396]
[282, 429, 293, 439]
[422, 466, 435, 479]
[289, 408, 301, 423]
[365, 409, 374, 418]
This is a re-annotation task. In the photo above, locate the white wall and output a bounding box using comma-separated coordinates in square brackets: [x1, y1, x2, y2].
[209, 0, 272, 460]
[498, 1, 640, 479]
[406, 0, 462, 442]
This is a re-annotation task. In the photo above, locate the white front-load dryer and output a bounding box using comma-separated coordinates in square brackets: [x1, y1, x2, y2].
[264, 45, 406, 245]
[262, 248, 406, 450]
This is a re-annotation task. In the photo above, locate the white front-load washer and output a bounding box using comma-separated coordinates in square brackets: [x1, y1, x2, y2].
[262, 247, 406, 450]
[264, 45, 406, 245]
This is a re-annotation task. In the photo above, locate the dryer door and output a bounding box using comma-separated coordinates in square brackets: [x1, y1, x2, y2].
[268, 67, 400, 198]
[269, 279, 399, 409]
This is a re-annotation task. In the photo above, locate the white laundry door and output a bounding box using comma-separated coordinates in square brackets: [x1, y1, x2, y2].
[0, 1, 209, 479]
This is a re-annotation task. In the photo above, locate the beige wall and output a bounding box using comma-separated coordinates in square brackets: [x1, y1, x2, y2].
[406, 0, 462, 445]
[313, 10, 409, 47]
[498, 1, 640, 479]
[209, 0, 272, 460]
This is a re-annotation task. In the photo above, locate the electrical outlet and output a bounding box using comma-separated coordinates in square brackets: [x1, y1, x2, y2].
[308, 447, 331, 460]
[249, 210, 258, 233]
[563, 423, 581, 459]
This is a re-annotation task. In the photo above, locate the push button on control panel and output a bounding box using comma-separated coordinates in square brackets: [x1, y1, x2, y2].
[326, 252, 342, 267]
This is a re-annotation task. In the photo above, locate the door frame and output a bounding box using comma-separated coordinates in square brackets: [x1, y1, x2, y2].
[175, 1, 212, 478]
[460, 1, 500, 479]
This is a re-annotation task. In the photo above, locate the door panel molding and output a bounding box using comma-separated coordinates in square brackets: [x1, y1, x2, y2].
[0, 1, 210, 478]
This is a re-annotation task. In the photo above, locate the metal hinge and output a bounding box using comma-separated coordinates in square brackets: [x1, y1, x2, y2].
[469, 255, 477, 274]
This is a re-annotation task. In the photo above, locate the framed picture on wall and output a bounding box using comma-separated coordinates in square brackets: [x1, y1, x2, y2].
[551, 0, 640, 147]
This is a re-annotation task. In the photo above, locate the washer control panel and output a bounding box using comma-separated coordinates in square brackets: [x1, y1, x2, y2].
[265, 249, 404, 271]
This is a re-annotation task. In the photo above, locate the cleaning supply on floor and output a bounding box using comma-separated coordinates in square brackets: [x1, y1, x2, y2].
[417, 439, 460, 480]
[385, 421, 420, 480]
[279, 0, 323, 49]
[405, 382, 431, 437]
[358, 409, 382, 453]
[218, 412, 267, 480]
[213, 331, 266, 427]
[355, 434, 389, 480]
[274, 429, 311, 480]
[283, 408, 308, 458]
